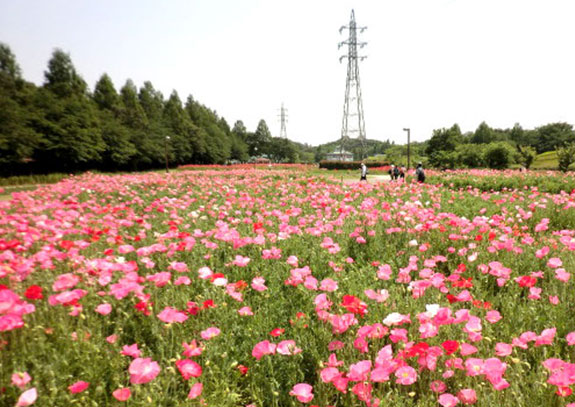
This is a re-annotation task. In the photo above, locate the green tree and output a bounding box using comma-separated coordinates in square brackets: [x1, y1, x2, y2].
[163, 90, 194, 164]
[33, 49, 104, 171]
[119, 79, 163, 168]
[516, 145, 536, 169]
[246, 120, 272, 156]
[425, 124, 463, 167]
[93, 74, 136, 169]
[268, 137, 297, 162]
[44, 49, 87, 98]
[483, 142, 514, 169]
[535, 123, 574, 153]
[456, 144, 486, 167]
[0, 43, 41, 174]
[471, 122, 496, 144]
[556, 143, 575, 172]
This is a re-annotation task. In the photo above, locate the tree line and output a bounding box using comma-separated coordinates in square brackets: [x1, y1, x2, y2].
[423, 121, 575, 170]
[0, 43, 310, 176]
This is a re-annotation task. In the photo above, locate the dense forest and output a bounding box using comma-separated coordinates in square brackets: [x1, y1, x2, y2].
[0, 43, 311, 176]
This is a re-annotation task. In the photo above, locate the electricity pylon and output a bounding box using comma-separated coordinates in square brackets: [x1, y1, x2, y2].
[339, 9, 367, 160]
[278, 103, 288, 139]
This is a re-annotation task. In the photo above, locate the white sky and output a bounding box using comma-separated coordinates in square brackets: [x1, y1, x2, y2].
[1, 0, 574, 146]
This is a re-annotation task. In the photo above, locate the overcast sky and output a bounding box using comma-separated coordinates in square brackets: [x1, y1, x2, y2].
[1, 0, 574, 146]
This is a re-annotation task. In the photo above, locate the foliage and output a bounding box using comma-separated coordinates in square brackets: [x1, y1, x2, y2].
[483, 142, 515, 169]
[319, 160, 388, 170]
[556, 142, 575, 172]
[517, 145, 537, 169]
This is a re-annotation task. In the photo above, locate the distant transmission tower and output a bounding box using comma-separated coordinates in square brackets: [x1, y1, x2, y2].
[278, 103, 288, 139]
[339, 9, 367, 159]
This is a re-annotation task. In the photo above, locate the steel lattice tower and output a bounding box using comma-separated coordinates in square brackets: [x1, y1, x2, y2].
[278, 103, 288, 139]
[339, 9, 367, 159]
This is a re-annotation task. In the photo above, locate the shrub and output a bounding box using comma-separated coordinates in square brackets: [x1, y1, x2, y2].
[319, 160, 388, 170]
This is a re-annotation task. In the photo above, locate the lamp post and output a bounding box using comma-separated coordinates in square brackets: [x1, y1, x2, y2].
[403, 128, 411, 170]
[253, 147, 258, 170]
[165, 136, 170, 173]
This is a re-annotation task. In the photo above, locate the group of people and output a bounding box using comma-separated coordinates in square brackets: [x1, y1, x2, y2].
[359, 162, 425, 183]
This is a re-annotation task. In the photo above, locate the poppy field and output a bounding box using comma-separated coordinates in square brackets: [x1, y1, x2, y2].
[1, 168, 575, 406]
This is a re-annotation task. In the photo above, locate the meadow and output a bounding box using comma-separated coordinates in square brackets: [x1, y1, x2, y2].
[1, 167, 575, 406]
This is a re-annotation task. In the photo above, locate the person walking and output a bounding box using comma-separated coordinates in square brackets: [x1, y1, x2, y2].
[360, 162, 368, 181]
[416, 162, 426, 183]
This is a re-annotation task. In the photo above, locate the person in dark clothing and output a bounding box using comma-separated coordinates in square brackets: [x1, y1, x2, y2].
[416, 163, 426, 183]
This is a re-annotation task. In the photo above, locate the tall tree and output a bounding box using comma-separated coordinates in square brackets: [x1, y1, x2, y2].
[93, 74, 136, 169]
[246, 119, 272, 156]
[425, 124, 463, 167]
[0, 43, 41, 174]
[163, 90, 194, 164]
[471, 122, 496, 144]
[33, 49, 104, 171]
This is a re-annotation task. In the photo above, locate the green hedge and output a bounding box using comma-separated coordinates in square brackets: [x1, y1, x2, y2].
[319, 161, 389, 170]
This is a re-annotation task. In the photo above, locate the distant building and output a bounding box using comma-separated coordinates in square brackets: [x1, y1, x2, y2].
[325, 149, 354, 162]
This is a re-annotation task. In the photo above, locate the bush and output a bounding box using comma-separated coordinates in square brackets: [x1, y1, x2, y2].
[319, 160, 388, 170]
[484, 142, 515, 169]
[556, 143, 575, 172]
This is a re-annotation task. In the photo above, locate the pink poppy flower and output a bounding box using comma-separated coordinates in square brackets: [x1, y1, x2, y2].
[566, 332, 575, 345]
[430, 380, 447, 393]
[95, 303, 112, 315]
[320, 278, 338, 292]
[252, 340, 276, 360]
[320, 367, 342, 383]
[547, 257, 563, 268]
[395, 365, 417, 385]
[174, 276, 191, 286]
[289, 383, 314, 403]
[188, 382, 203, 399]
[201, 327, 221, 340]
[176, 359, 202, 380]
[485, 310, 501, 323]
[157, 307, 188, 323]
[495, 343, 513, 357]
[351, 382, 372, 402]
[231, 255, 250, 267]
[555, 269, 570, 283]
[129, 358, 161, 384]
[348, 360, 372, 382]
[106, 334, 118, 344]
[535, 328, 556, 346]
[439, 393, 459, 407]
[277, 340, 302, 355]
[328, 341, 345, 351]
[460, 343, 478, 356]
[364, 289, 389, 303]
[112, 388, 131, 401]
[68, 381, 89, 394]
[251, 277, 267, 292]
[16, 387, 37, 406]
[182, 340, 204, 357]
[457, 388, 477, 405]
[11, 372, 31, 389]
[121, 343, 141, 358]
[238, 306, 254, 316]
[465, 358, 484, 376]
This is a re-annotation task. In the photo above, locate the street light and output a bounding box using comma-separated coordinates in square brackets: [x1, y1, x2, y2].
[253, 147, 258, 170]
[403, 128, 411, 170]
[165, 136, 170, 173]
